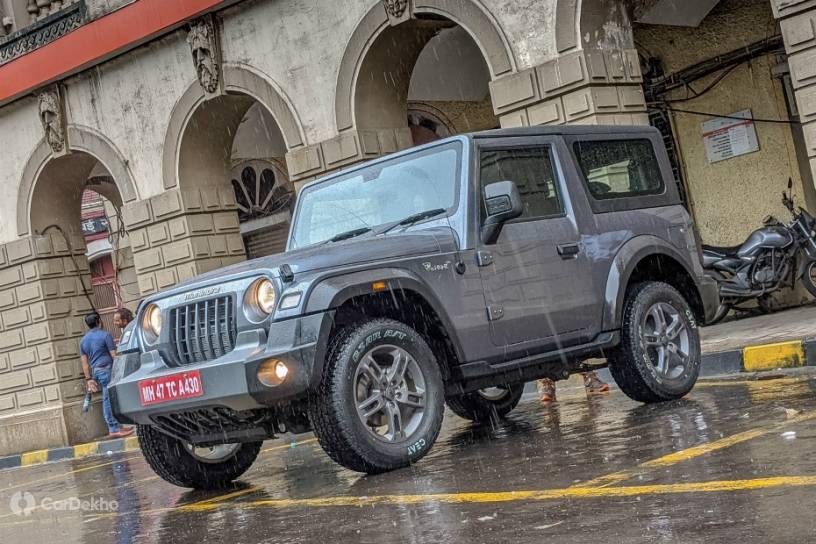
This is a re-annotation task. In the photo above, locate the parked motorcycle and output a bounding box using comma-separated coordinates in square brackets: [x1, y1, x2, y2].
[702, 179, 816, 324]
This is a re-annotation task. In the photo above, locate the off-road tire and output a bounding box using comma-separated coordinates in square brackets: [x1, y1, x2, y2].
[446, 384, 524, 422]
[608, 281, 701, 403]
[137, 425, 261, 489]
[308, 318, 444, 474]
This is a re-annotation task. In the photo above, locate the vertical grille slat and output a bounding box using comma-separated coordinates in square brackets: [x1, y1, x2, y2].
[170, 295, 235, 365]
[214, 298, 224, 357]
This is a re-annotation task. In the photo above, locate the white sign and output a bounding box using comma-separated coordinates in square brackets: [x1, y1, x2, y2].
[702, 110, 759, 163]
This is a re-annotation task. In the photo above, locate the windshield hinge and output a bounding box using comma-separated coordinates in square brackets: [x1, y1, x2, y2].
[476, 251, 493, 267]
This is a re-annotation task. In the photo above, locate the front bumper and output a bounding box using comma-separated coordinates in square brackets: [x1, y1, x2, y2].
[109, 312, 330, 427]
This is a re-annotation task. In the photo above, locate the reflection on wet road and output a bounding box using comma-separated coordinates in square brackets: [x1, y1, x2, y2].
[3, 371, 816, 543]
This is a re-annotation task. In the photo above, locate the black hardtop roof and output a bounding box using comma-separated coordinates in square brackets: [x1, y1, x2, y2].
[468, 124, 660, 139]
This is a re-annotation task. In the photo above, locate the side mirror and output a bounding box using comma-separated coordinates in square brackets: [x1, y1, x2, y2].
[481, 181, 523, 244]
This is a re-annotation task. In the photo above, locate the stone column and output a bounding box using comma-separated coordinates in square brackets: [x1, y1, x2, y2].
[488, 48, 648, 128]
[0, 233, 106, 455]
[122, 185, 246, 297]
[775, 1, 816, 190]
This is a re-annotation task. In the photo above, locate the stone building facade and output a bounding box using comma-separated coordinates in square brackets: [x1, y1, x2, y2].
[0, 0, 811, 453]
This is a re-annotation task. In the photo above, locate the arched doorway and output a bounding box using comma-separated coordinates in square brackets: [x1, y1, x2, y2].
[177, 93, 296, 259]
[354, 15, 500, 144]
[30, 152, 136, 330]
[22, 147, 135, 442]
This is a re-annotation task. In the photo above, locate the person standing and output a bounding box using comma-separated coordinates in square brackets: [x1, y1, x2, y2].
[113, 307, 134, 333]
[538, 371, 609, 403]
[81, 312, 133, 438]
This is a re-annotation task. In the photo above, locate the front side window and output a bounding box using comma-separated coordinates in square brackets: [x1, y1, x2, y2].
[573, 139, 664, 200]
[479, 146, 563, 220]
[290, 142, 461, 248]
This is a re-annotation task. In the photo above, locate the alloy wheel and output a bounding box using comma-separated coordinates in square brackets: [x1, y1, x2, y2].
[353, 345, 427, 442]
[184, 443, 241, 463]
[641, 302, 691, 380]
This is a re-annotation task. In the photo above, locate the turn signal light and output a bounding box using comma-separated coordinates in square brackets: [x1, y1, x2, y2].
[257, 359, 289, 387]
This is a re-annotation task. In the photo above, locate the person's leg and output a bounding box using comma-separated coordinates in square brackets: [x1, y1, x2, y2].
[537, 378, 556, 403]
[93, 368, 120, 434]
[582, 371, 609, 394]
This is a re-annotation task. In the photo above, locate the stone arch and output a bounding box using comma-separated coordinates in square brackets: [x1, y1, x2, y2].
[555, 0, 634, 53]
[162, 63, 305, 190]
[17, 124, 139, 237]
[335, 0, 516, 132]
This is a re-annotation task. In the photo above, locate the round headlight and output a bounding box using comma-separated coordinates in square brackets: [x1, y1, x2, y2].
[142, 304, 162, 344]
[245, 278, 277, 321]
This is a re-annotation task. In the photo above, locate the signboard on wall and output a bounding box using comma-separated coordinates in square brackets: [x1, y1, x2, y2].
[81, 215, 109, 236]
[702, 110, 759, 164]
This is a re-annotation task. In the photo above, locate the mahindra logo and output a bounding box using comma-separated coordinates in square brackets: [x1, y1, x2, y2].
[183, 286, 221, 301]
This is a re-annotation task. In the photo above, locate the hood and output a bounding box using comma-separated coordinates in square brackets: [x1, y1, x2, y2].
[166, 227, 456, 293]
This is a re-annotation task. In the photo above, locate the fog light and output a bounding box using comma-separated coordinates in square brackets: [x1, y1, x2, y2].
[258, 359, 289, 387]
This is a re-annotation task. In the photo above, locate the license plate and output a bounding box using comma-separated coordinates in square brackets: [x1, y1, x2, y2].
[139, 370, 204, 406]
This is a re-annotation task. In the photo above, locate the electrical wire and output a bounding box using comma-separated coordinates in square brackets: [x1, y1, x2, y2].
[650, 105, 799, 125]
[39, 224, 97, 312]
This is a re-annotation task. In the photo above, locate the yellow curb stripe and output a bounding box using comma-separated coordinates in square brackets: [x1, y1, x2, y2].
[743, 340, 804, 372]
[73, 442, 100, 459]
[124, 436, 140, 451]
[20, 449, 48, 466]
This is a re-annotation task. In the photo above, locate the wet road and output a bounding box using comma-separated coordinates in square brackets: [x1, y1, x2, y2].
[3, 371, 816, 543]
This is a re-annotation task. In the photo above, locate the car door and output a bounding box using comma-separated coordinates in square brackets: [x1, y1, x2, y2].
[476, 138, 597, 353]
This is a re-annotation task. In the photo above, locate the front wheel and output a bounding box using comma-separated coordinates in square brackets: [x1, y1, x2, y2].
[801, 260, 816, 298]
[309, 318, 444, 474]
[446, 384, 524, 422]
[137, 425, 261, 489]
[608, 281, 701, 403]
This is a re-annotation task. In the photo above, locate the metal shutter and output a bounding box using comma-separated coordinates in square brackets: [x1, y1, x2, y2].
[243, 224, 289, 259]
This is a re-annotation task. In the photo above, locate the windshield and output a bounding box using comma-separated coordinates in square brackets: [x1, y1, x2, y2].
[290, 141, 462, 248]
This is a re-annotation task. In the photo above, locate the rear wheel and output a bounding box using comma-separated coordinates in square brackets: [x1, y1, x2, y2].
[802, 260, 816, 298]
[609, 282, 701, 403]
[137, 425, 261, 489]
[309, 318, 444, 474]
[446, 384, 524, 422]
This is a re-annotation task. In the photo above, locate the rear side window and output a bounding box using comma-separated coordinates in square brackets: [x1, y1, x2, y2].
[573, 139, 664, 200]
[479, 146, 564, 220]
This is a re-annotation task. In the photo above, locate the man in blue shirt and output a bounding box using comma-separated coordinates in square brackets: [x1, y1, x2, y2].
[81, 312, 133, 438]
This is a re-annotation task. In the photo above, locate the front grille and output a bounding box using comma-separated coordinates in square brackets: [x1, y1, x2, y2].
[169, 296, 236, 365]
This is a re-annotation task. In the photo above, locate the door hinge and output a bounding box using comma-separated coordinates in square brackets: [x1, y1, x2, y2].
[476, 251, 493, 267]
[486, 304, 504, 321]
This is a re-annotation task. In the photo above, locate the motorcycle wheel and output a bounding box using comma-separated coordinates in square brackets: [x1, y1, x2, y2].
[707, 303, 731, 325]
[802, 260, 816, 299]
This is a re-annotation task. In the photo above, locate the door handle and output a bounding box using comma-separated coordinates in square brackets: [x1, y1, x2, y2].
[557, 243, 580, 258]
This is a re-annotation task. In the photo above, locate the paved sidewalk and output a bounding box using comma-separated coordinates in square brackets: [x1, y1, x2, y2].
[701, 304, 816, 353]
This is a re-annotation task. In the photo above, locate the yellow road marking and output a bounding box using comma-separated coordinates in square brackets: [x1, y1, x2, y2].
[98, 475, 816, 516]
[744, 341, 804, 372]
[695, 376, 810, 388]
[573, 411, 816, 488]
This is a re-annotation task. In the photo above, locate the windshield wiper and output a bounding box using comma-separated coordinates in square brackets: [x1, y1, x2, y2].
[323, 227, 372, 244]
[377, 208, 447, 235]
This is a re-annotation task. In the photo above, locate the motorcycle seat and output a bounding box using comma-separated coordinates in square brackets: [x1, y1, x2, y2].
[702, 244, 741, 258]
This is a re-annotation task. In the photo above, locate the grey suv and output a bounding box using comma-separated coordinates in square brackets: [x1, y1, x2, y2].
[110, 126, 719, 489]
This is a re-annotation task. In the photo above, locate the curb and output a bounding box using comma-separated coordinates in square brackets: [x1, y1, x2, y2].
[0, 435, 139, 472]
[701, 338, 816, 377]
